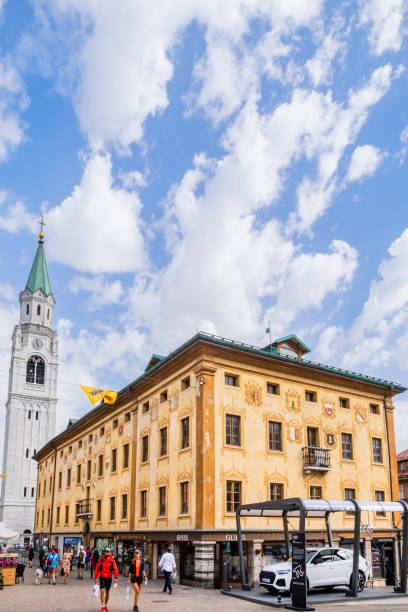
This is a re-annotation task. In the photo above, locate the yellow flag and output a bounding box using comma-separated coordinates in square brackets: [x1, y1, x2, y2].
[81, 386, 117, 405]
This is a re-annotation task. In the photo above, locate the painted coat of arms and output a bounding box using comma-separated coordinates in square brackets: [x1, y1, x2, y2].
[285, 388, 301, 413]
[287, 420, 302, 443]
[354, 404, 367, 424]
[322, 398, 336, 418]
[245, 382, 262, 406]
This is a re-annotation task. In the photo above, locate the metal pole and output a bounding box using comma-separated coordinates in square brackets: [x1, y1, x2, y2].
[325, 512, 333, 546]
[346, 499, 360, 597]
[283, 511, 290, 558]
[395, 501, 408, 593]
[236, 507, 249, 590]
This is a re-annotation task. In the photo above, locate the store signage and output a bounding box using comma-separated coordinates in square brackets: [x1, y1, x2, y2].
[290, 532, 309, 611]
[225, 533, 246, 541]
[176, 534, 189, 541]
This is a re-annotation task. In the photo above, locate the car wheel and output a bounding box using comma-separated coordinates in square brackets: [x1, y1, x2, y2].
[348, 571, 365, 592]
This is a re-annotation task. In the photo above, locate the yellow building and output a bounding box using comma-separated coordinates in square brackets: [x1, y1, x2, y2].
[34, 332, 405, 588]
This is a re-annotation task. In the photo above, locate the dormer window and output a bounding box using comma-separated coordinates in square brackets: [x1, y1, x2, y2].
[37, 305, 41, 316]
[26, 355, 45, 385]
[26, 304, 29, 315]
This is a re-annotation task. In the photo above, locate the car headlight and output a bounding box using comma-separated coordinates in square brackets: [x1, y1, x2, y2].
[276, 570, 290, 575]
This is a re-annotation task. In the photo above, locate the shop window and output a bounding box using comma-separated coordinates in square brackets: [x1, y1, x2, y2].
[97, 499, 102, 522]
[310, 486, 322, 500]
[339, 397, 349, 409]
[180, 482, 189, 514]
[225, 414, 241, 446]
[26, 355, 45, 384]
[140, 490, 147, 518]
[181, 417, 190, 449]
[158, 486, 166, 517]
[305, 390, 317, 402]
[142, 401, 149, 413]
[67, 468, 71, 487]
[341, 433, 353, 460]
[125, 412, 131, 422]
[160, 390, 168, 403]
[141, 436, 149, 463]
[56, 507, 60, 524]
[181, 376, 191, 390]
[370, 403, 380, 414]
[65, 505, 69, 524]
[268, 421, 282, 451]
[226, 480, 241, 513]
[266, 382, 280, 395]
[344, 488, 356, 515]
[58, 471, 62, 489]
[111, 448, 117, 472]
[372, 438, 383, 463]
[113, 419, 118, 430]
[375, 490, 385, 516]
[269, 483, 283, 501]
[123, 444, 129, 469]
[87, 460, 91, 481]
[77, 464, 81, 483]
[307, 426, 319, 448]
[225, 374, 238, 386]
[121, 494, 128, 520]
[159, 427, 167, 457]
[110, 497, 116, 521]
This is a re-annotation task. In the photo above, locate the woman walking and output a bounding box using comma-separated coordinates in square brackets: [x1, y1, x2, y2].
[62, 547, 73, 584]
[127, 550, 148, 612]
[45, 545, 60, 585]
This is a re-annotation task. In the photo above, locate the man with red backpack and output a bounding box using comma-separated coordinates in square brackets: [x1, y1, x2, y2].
[94, 548, 119, 612]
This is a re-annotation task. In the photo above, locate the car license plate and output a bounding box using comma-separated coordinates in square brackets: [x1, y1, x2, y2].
[263, 578, 270, 583]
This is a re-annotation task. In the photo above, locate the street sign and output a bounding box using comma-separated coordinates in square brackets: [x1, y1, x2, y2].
[285, 532, 314, 611]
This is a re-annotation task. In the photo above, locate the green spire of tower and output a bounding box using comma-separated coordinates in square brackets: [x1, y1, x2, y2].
[26, 217, 52, 296]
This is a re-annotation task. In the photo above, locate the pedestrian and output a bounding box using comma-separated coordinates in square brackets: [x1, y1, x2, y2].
[77, 545, 86, 580]
[94, 547, 119, 612]
[62, 547, 73, 584]
[45, 545, 60, 585]
[127, 549, 148, 612]
[39, 547, 45, 569]
[1, 542, 7, 553]
[91, 547, 100, 578]
[158, 545, 176, 594]
[85, 547, 91, 572]
[28, 545, 34, 568]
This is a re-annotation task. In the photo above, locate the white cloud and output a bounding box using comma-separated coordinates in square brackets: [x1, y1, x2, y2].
[306, 19, 347, 87]
[0, 56, 27, 162]
[359, 0, 406, 56]
[346, 144, 385, 182]
[68, 275, 124, 309]
[0, 200, 37, 233]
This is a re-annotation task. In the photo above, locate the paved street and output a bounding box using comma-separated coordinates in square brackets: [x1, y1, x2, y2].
[2, 570, 408, 612]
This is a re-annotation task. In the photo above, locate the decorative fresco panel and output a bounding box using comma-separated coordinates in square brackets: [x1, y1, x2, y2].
[285, 388, 301, 413]
[244, 381, 263, 406]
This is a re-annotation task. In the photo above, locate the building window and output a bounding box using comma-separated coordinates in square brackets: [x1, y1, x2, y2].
[111, 448, 117, 472]
[96, 499, 102, 522]
[75, 503, 79, 522]
[182, 376, 191, 390]
[88, 434, 93, 443]
[99, 427, 104, 437]
[47, 309, 50, 319]
[33, 449, 36, 454]
[41, 509, 44, 526]
[36, 411, 39, 420]
[225, 374, 238, 386]
[375, 490, 385, 516]
[49, 477, 52, 493]
[307, 427, 319, 448]
[36, 512, 39, 526]
[63, 505, 68, 524]
[339, 397, 349, 409]
[344, 488, 356, 515]
[225, 414, 241, 446]
[372, 438, 383, 463]
[26, 304, 29, 315]
[399, 484, 404, 500]
[113, 418, 118, 429]
[159, 427, 167, 457]
[31, 487, 34, 497]
[25, 448, 29, 458]
[87, 460, 91, 481]
[110, 497, 116, 521]
[60, 450, 63, 458]
[28, 410, 31, 419]
[140, 490, 147, 518]
[268, 421, 282, 451]
[226, 481, 241, 513]
[26, 355, 45, 384]
[159, 486, 166, 517]
[142, 401, 149, 413]
[269, 483, 283, 501]
[58, 471, 62, 489]
[68, 446, 72, 454]
[160, 390, 168, 403]
[47, 508, 50, 525]
[142, 436, 149, 463]
[310, 486, 322, 500]
[67, 469, 71, 487]
[181, 417, 190, 449]
[267, 382, 280, 395]
[56, 507, 60, 524]
[78, 440, 82, 449]
[305, 390, 317, 402]
[341, 433, 353, 460]
[123, 444, 129, 469]
[180, 482, 189, 514]
[37, 305, 41, 316]
[125, 412, 131, 422]
[43, 480, 46, 495]
[23, 487, 27, 497]
[77, 464, 81, 483]
[370, 403, 380, 414]
[98, 454, 103, 477]
[121, 494, 128, 520]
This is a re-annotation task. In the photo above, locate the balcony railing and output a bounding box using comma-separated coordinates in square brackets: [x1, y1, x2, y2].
[76, 498, 93, 518]
[302, 447, 331, 472]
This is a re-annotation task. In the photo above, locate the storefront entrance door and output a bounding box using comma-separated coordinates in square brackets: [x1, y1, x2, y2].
[372, 538, 395, 585]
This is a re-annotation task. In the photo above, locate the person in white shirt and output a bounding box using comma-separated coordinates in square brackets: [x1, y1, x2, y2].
[1, 543, 7, 553]
[158, 546, 176, 594]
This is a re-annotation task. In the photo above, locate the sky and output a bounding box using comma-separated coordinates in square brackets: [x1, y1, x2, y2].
[0, 0, 408, 454]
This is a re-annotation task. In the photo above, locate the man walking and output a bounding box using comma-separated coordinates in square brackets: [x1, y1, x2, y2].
[77, 546, 85, 580]
[158, 545, 176, 594]
[94, 547, 119, 612]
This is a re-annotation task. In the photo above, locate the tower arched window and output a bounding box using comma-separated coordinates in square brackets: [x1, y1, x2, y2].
[37, 305, 41, 316]
[26, 304, 29, 315]
[26, 355, 45, 384]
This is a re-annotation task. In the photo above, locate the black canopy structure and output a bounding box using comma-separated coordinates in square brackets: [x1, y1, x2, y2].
[235, 497, 408, 605]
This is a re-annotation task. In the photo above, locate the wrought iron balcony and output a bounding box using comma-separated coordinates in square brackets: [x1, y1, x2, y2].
[302, 446, 331, 472]
[76, 498, 93, 518]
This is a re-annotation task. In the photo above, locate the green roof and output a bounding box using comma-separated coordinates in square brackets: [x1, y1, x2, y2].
[26, 243, 52, 296]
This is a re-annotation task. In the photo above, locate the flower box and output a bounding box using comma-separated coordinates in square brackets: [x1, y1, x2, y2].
[0, 554, 18, 585]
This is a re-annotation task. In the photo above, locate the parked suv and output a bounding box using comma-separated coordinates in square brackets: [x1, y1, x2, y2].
[259, 547, 369, 594]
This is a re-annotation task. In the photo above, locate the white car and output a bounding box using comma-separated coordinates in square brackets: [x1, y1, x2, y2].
[259, 547, 370, 594]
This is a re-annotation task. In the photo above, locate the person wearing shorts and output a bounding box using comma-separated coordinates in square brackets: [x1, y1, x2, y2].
[94, 548, 119, 612]
[45, 546, 60, 585]
[127, 550, 148, 612]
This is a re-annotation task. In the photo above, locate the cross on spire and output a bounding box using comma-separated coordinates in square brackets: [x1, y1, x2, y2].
[38, 215, 46, 243]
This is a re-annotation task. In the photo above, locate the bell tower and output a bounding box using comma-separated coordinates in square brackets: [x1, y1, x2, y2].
[0, 223, 58, 543]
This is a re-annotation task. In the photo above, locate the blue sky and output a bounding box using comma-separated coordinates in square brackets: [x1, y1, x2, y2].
[0, 0, 408, 449]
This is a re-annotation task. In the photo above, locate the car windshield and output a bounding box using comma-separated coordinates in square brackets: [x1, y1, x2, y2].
[306, 550, 318, 563]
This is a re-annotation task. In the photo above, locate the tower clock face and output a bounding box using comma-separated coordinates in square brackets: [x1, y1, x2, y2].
[32, 338, 43, 350]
